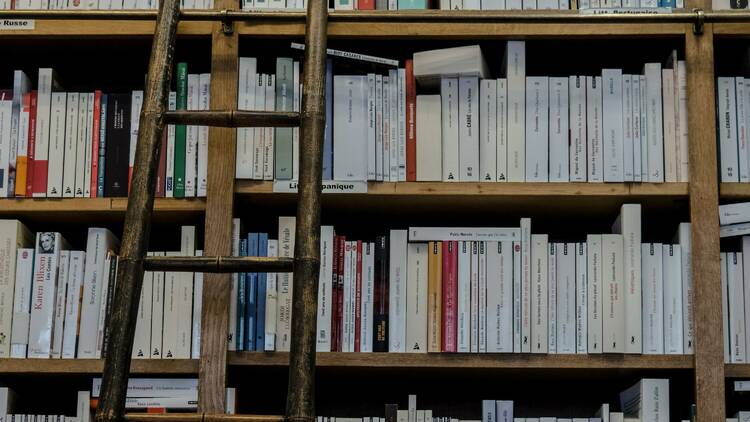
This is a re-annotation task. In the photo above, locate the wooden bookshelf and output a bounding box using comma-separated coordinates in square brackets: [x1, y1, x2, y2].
[0, 20, 212, 37]
[227, 352, 694, 371]
[725, 364, 750, 378]
[720, 183, 750, 199]
[0, 358, 199, 375]
[0, 198, 205, 222]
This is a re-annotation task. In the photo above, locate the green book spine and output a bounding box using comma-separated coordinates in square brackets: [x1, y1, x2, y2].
[174, 62, 188, 198]
[274, 58, 294, 181]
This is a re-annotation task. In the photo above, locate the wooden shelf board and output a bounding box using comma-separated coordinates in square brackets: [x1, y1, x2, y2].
[720, 183, 750, 199]
[713, 22, 750, 36]
[228, 352, 694, 370]
[726, 363, 750, 378]
[0, 358, 199, 375]
[0, 20, 212, 37]
[0, 197, 206, 213]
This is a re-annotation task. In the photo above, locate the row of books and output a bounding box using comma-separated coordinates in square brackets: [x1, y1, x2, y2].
[0, 220, 203, 360]
[90, 378, 204, 411]
[0, 65, 210, 199]
[721, 242, 750, 364]
[243, 0, 681, 10]
[318, 381, 669, 422]
[236, 43, 688, 184]
[229, 206, 693, 355]
[717, 77, 750, 183]
[1, 0, 212, 9]
[0, 389, 91, 422]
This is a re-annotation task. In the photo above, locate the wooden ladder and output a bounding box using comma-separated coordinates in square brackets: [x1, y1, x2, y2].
[94, 1, 328, 421]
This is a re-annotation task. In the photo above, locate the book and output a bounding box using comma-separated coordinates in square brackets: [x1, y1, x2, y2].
[531, 234, 548, 353]
[602, 234, 624, 353]
[504, 41, 525, 182]
[620, 379, 670, 422]
[0, 220, 33, 357]
[389, 230, 407, 352]
[406, 243, 428, 353]
[333, 76, 368, 181]
[587, 234, 603, 353]
[103, 94, 131, 197]
[441, 78, 459, 182]
[276, 216, 295, 351]
[479, 79, 497, 182]
[28, 232, 69, 358]
[416, 95, 441, 181]
[549, 77, 570, 183]
[413, 45, 488, 89]
[459, 77, 479, 181]
[602, 69, 624, 182]
[612, 204, 642, 354]
[173, 63, 188, 198]
[663, 244, 684, 355]
[275, 58, 294, 180]
[525, 77, 549, 182]
[427, 241, 442, 352]
[642, 243, 664, 355]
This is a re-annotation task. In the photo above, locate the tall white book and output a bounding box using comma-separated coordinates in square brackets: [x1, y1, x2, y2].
[632, 76, 643, 182]
[602, 69, 624, 182]
[361, 242, 375, 353]
[34, 68, 63, 198]
[677, 62, 689, 183]
[531, 234, 548, 354]
[62, 93, 80, 197]
[133, 252, 153, 359]
[612, 204, 642, 354]
[644, 63, 665, 183]
[503, 41, 525, 182]
[389, 230, 408, 352]
[512, 240, 522, 352]
[366, 73, 375, 180]
[46, 92, 67, 197]
[642, 243, 664, 355]
[459, 76, 479, 181]
[602, 234, 625, 353]
[662, 69, 678, 182]
[622, 75, 635, 182]
[525, 77, 549, 182]
[162, 251, 181, 359]
[663, 244, 684, 355]
[61, 250, 85, 359]
[478, 241, 488, 352]
[77, 228, 119, 358]
[520, 218, 531, 353]
[548, 243, 557, 354]
[497, 78, 508, 182]
[406, 243, 428, 353]
[587, 234, 603, 354]
[487, 241, 513, 353]
[50, 250, 70, 358]
[317, 226, 334, 352]
[728, 251, 745, 362]
[575, 243, 587, 354]
[28, 232, 69, 358]
[441, 78, 460, 182]
[10, 248, 34, 358]
[743, 237, 750, 358]
[265, 239, 279, 351]
[480, 79, 498, 182]
[276, 216, 295, 352]
[0, 220, 33, 357]
[675, 223, 693, 354]
[416, 95, 442, 181]
[586, 76, 604, 183]
[569, 76, 587, 182]
[197, 74, 211, 196]
[470, 241, 480, 352]
[721, 253, 729, 363]
[192, 250, 203, 359]
[236, 57, 257, 179]
[175, 226, 195, 359]
[549, 77, 569, 182]
[557, 243, 576, 354]
[334, 76, 368, 181]
[620, 379, 670, 422]
[718, 77, 739, 182]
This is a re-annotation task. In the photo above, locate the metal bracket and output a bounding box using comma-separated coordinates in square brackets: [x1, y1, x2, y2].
[221, 9, 233, 35]
[693, 8, 705, 35]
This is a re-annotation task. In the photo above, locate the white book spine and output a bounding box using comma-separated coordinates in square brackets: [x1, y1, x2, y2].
[525, 77, 549, 182]
[677, 62, 688, 182]
[586, 76, 604, 183]
[531, 234, 548, 353]
[513, 240, 522, 353]
[149, 251, 164, 358]
[613, 204, 642, 354]
[459, 76, 480, 181]
[62, 93, 79, 197]
[416, 95, 442, 181]
[478, 241, 488, 352]
[133, 252, 153, 359]
[639, 75, 649, 182]
[602, 234, 625, 353]
[72, 91, 87, 194]
[557, 243, 576, 354]
[642, 243, 664, 354]
[521, 218, 531, 353]
[722, 253, 729, 363]
[632, 76, 643, 182]
[161, 251, 180, 358]
[480, 79, 498, 182]
[276, 216, 295, 352]
[61, 250, 84, 358]
[602, 69, 625, 182]
[662, 69, 678, 182]
[549, 77, 569, 182]
[128, 91, 144, 192]
[95, 253, 115, 358]
[457, 240, 471, 352]
[33, 69, 57, 198]
[569, 76, 587, 182]
[389, 230, 408, 352]
[719, 77, 739, 182]
[253, 74, 265, 180]
[587, 234, 603, 354]
[333, 76, 368, 181]
[185, 74, 199, 197]
[406, 243, 428, 353]
[197, 74, 210, 197]
[367, 74, 377, 181]
[575, 243, 587, 354]
[645, 63, 665, 182]
[236, 57, 256, 179]
[376, 74, 384, 181]
[342, 242, 352, 352]
[50, 250, 70, 358]
[317, 226, 334, 352]
[10, 248, 34, 358]
[165, 92, 177, 197]
[389, 69, 398, 182]
[678, 223, 693, 354]
[46, 93, 67, 197]
[265, 240, 279, 351]
[497, 79, 508, 182]
[263, 75, 276, 181]
[191, 250, 203, 358]
[82, 92, 94, 198]
[548, 243, 557, 354]
[487, 241, 513, 352]
[383, 76, 391, 182]
[664, 244, 684, 355]
[505, 41, 526, 182]
[745, 238, 750, 358]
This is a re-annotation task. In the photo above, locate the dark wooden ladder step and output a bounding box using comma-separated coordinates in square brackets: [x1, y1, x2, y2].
[163, 110, 300, 127]
[143, 255, 294, 272]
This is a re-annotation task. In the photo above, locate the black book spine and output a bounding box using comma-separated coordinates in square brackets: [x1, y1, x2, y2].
[373, 235, 389, 352]
[104, 93, 131, 197]
[101, 253, 118, 355]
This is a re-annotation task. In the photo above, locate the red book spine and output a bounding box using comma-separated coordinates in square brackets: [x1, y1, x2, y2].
[155, 129, 168, 197]
[442, 240, 458, 352]
[25, 91, 38, 198]
[336, 236, 346, 352]
[354, 240, 363, 352]
[405, 59, 417, 181]
[330, 235, 340, 352]
[358, 0, 375, 8]
[90, 90, 102, 198]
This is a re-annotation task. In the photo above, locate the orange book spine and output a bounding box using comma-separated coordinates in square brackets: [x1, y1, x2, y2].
[14, 92, 32, 197]
[427, 240, 442, 352]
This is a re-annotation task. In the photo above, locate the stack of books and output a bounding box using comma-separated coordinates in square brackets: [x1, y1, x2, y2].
[0, 389, 92, 422]
[0, 0, 213, 9]
[0, 64, 209, 199]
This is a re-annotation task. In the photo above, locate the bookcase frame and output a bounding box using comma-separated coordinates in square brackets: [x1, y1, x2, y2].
[0, 1, 740, 420]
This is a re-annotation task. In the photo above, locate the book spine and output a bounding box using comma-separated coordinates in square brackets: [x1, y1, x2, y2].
[276, 216, 295, 351]
[245, 233, 258, 351]
[31, 69, 56, 198]
[275, 58, 294, 180]
[227, 219, 239, 351]
[427, 241, 442, 352]
[293, 63, 300, 181]
[323, 60, 334, 180]
[255, 74, 266, 180]
[558, 243, 577, 353]
[548, 243, 558, 354]
[264, 75, 276, 180]
[677, 61, 688, 182]
[458, 76, 479, 181]
[333, 76, 368, 181]
[373, 235, 389, 352]
[480, 79, 498, 182]
[457, 240, 471, 352]
[198, 74, 210, 196]
[505, 41, 525, 181]
[97, 94, 108, 198]
[719, 77, 739, 181]
[355, 240, 363, 352]
[478, 241, 487, 352]
[255, 235, 267, 350]
[587, 234, 603, 353]
[383, 76, 391, 182]
[586, 76, 604, 183]
[602, 234, 625, 353]
[575, 243, 588, 354]
[388, 230, 407, 352]
[14, 93, 31, 197]
[520, 218, 531, 353]
[362, 242, 375, 353]
[632, 76, 643, 182]
[97, 253, 118, 358]
[62, 93, 79, 197]
[375, 73, 384, 181]
[367, 73, 376, 181]
[185, 74, 199, 197]
[128, 89, 143, 190]
[343, 241, 352, 351]
[398, 68, 406, 182]
[644, 63, 664, 183]
[525, 77, 549, 182]
[497, 78, 508, 182]
[602, 69, 624, 182]
[28, 232, 62, 358]
[89, 91, 101, 198]
[470, 241, 479, 352]
[237, 238, 246, 351]
[662, 69, 678, 183]
[45, 92, 66, 197]
[664, 244, 684, 355]
[722, 253, 729, 363]
[25, 92, 38, 198]
[236, 57, 256, 179]
[265, 240, 278, 351]
[530, 235, 548, 354]
[148, 252, 163, 358]
[103, 94, 131, 197]
[50, 250, 70, 358]
[622, 75, 635, 182]
[133, 252, 153, 359]
[174, 63, 188, 197]
[642, 243, 664, 354]
[406, 60, 417, 182]
[336, 236, 346, 351]
[441, 78, 459, 182]
[389, 69, 398, 181]
[512, 240, 521, 352]
[616, 204, 642, 354]
[406, 242, 428, 353]
[549, 77, 569, 182]
[61, 250, 84, 358]
[10, 248, 34, 358]
[441, 241, 458, 352]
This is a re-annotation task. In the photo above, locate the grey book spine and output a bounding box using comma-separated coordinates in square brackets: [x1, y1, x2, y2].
[376, 0, 388, 8]
[274, 57, 295, 180]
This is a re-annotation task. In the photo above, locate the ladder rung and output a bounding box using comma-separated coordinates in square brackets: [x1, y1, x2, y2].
[163, 110, 300, 128]
[125, 414, 284, 422]
[143, 255, 294, 273]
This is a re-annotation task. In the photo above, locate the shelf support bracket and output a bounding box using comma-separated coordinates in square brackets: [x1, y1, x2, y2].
[221, 9, 233, 35]
[693, 8, 704, 35]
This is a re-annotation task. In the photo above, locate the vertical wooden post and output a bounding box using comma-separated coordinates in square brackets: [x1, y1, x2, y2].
[285, 1, 328, 422]
[198, 0, 239, 413]
[95, 0, 180, 420]
[686, 23, 725, 422]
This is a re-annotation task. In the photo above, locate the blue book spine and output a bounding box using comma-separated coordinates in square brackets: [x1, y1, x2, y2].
[245, 233, 259, 351]
[322, 59, 333, 180]
[256, 233, 268, 348]
[398, 0, 427, 8]
[97, 94, 108, 198]
[237, 238, 247, 351]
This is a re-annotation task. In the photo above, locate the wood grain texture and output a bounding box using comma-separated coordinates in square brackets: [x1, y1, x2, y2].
[227, 352, 694, 370]
[164, 110, 300, 127]
[0, 198, 205, 213]
[686, 24, 725, 422]
[719, 182, 750, 198]
[144, 255, 293, 272]
[199, 0, 239, 412]
[725, 363, 750, 378]
[0, 20, 211, 36]
[0, 359, 198, 375]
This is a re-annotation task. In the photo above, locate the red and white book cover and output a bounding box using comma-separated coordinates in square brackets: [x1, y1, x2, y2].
[355, 239, 363, 352]
[89, 90, 102, 198]
[330, 235, 339, 352]
[25, 92, 38, 198]
[442, 240, 458, 352]
[336, 235, 346, 352]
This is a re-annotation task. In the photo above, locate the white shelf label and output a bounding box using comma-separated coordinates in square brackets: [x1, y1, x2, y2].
[0, 19, 35, 30]
[273, 180, 368, 194]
